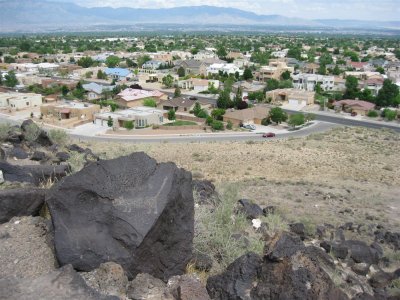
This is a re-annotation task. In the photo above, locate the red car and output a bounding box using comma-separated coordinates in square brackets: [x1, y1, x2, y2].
[262, 132, 276, 138]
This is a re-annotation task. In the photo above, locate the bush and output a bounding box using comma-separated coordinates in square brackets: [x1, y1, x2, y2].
[211, 120, 224, 131]
[367, 110, 378, 118]
[123, 120, 134, 130]
[194, 184, 264, 273]
[196, 109, 208, 119]
[0, 123, 11, 141]
[261, 117, 271, 126]
[206, 116, 213, 126]
[226, 120, 233, 130]
[48, 129, 69, 146]
[383, 109, 397, 121]
[288, 113, 305, 127]
[24, 123, 41, 143]
[143, 98, 157, 107]
[168, 109, 176, 120]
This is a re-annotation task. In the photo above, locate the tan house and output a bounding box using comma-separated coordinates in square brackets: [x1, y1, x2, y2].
[40, 101, 100, 126]
[256, 61, 294, 82]
[116, 88, 166, 108]
[0, 92, 42, 110]
[333, 100, 375, 116]
[223, 106, 270, 126]
[158, 97, 212, 113]
[266, 88, 315, 106]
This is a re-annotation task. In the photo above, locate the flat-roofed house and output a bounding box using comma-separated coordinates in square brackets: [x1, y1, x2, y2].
[333, 100, 375, 116]
[0, 92, 42, 110]
[266, 88, 315, 106]
[116, 88, 166, 108]
[223, 106, 270, 126]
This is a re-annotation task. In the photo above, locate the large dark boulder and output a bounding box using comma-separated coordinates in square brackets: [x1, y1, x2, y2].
[31, 151, 47, 161]
[207, 252, 262, 300]
[0, 265, 117, 300]
[56, 151, 70, 162]
[343, 240, 381, 265]
[21, 119, 52, 147]
[0, 188, 46, 223]
[207, 232, 348, 300]
[0, 161, 69, 186]
[9, 146, 29, 159]
[46, 152, 194, 281]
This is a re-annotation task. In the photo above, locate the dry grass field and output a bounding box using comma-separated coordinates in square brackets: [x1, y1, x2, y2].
[79, 126, 400, 240]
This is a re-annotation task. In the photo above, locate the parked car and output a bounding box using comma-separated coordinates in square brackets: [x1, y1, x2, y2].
[243, 124, 256, 130]
[351, 111, 357, 116]
[189, 96, 198, 100]
[262, 132, 276, 138]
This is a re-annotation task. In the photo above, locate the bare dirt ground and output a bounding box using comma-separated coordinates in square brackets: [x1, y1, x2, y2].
[81, 126, 400, 234]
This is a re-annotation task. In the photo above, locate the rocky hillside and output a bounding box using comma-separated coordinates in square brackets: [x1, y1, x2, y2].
[0, 121, 399, 299]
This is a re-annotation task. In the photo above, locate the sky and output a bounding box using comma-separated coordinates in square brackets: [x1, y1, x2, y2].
[57, 0, 400, 21]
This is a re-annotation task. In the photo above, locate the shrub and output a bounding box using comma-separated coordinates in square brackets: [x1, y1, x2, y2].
[123, 120, 134, 130]
[143, 98, 157, 107]
[168, 109, 176, 120]
[367, 110, 378, 118]
[194, 184, 264, 273]
[24, 123, 41, 143]
[211, 120, 224, 131]
[261, 117, 271, 126]
[206, 116, 213, 126]
[0, 123, 11, 141]
[383, 109, 397, 121]
[67, 152, 86, 173]
[226, 120, 233, 130]
[288, 113, 305, 127]
[196, 109, 208, 119]
[48, 129, 69, 146]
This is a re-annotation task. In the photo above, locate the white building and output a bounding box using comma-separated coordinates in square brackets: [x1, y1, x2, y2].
[0, 92, 42, 110]
[292, 74, 335, 92]
[194, 50, 217, 60]
[206, 63, 243, 76]
[179, 78, 220, 92]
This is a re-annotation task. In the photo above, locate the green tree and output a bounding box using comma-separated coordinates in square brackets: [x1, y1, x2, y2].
[269, 107, 288, 124]
[265, 78, 280, 91]
[332, 65, 341, 76]
[193, 102, 202, 116]
[143, 98, 157, 107]
[97, 70, 107, 80]
[318, 64, 326, 75]
[137, 55, 151, 67]
[288, 113, 305, 128]
[168, 109, 176, 120]
[287, 47, 301, 60]
[243, 68, 253, 80]
[375, 79, 399, 107]
[211, 108, 226, 120]
[4, 56, 16, 64]
[105, 55, 121, 68]
[174, 87, 181, 98]
[226, 120, 233, 130]
[162, 74, 174, 88]
[61, 85, 69, 96]
[376, 66, 385, 74]
[360, 88, 374, 102]
[107, 116, 113, 127]
[177, 66, 185, 77]
[217, 46, 227, 58]
[343, 76, 360, 99]
[223, 76, 235, 93]
[77, 56, 94, 68]
[217, 90, 233, 109]
[125, 58, 137, 68]
[4, 71, 18, 87]
[280, 70, 291, 80]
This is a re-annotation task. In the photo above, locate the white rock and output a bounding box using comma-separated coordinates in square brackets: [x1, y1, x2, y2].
[252, 218, 262, 229]
[0, 170, 4, 184]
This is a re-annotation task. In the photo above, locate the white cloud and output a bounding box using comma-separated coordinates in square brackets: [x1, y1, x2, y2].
[67, 0, 399, 20]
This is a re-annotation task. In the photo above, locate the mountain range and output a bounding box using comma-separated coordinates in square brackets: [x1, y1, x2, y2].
[0, 0, 399, 33]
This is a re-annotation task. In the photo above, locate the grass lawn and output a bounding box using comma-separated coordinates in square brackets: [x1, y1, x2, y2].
[165, 120, 198, 126]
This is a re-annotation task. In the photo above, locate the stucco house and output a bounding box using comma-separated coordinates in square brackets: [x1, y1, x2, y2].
[223, 106, 270, 126]
[82, 82, 114, 101]
[40, 101, 100, 125]
[116, 88, 166, 108]
[0, 92, 42, 110]
[104, 68, 132, 81]
[333, 100, 375, 116]
[158, 97, 212, 113]
[256, 61, 294, 82]
[266, 88, 315, 106]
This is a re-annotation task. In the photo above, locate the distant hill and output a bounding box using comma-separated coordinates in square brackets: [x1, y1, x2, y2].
[0, 0, 399, 33]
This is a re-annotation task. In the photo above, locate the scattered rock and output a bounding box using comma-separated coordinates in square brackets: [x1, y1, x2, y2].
[56, 151, 70, 162]
[0, 188, 46, 223]
[31, 151, 47, 161]
[9, 146, 29, 159]
[262, 205, 276, 216]
[0, 265, 117, 300]
[237, 199, 263, 219]
[81, 262, 129, 298]
[0, 161, 69, 186]
[191, 251, 213, 272]
[192, 179, 218, 204]
[289, 222, 306, 240]
[67, 144, 86, 153]
[207, 233, 348, 300]
[369, 270, 396, 289]
[351, 263, 370, 276]
[343, 240, 380, 265]
[168, 274, 210, 300]
[46, 152, 194, 280]
[320, 240, 332, 253]
[0, 216, 56, 279]
[127, 273, 173, 300]
[331, 243, 349, 260]
[0, 170, 4, 184]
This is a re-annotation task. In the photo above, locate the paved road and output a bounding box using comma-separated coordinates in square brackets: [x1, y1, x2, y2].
[283, 109, 400, 133]
[69, 122, 338, 144]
